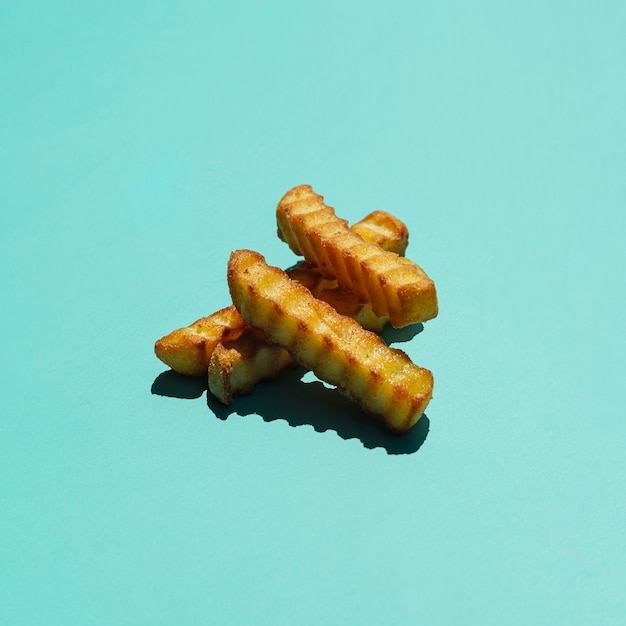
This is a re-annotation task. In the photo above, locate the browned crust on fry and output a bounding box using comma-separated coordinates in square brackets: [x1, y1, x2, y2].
[227, 249, 433, 433]
[154, 306, 245, 376]
[276, 185, 438, 327]
[288, 263, 390, 332]
[208, 328, 296, 404]
[351, 210, 409, 256]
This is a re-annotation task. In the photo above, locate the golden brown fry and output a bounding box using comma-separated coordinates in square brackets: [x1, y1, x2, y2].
[286, 262, 389, 333]
[207, 287, 389, 404]
[208, 328, 295, 404]
[207, 265, 389, 403]
[276, 184, 438, 327]
[351, 210, 409, 256]
[154, 306, 245, 377]
[155, 209, 406, 376]
[227, 249, 433, 433]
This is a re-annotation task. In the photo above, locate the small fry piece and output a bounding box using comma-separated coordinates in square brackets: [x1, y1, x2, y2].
[227, 249, 433, 433]
[209, 328, 295, 404]
[154, 306, 245, 377]
[286, 262, 390, 333]
[276, 184, 438, 327]
[155, 209, 407, 376]
[351, 210, 409, 255]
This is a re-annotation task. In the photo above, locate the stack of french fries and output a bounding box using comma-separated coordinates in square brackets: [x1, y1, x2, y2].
[155, 184, 438, 433]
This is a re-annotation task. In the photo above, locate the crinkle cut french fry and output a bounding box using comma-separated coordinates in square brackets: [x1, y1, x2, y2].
[227, 249, 433, 433]
[207, 264, 388, 404]
[207, 289, 388, 405]
[154, 306, 245, 377]
[351, 210, 409, 256]
[276, 184, 438, 327]
[155, 209, 406, 375]
[286, 263, 390, 333]
[208, 328, 296, 405]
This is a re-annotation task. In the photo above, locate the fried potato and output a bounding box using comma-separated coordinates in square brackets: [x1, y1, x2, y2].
[208, 328, 295, 404]
[227, 249, 433, 433]
[207, 282, 390, 404]
[207, 264, 389, 404]
[154, 306, 245, 377]
[286, 262, 390, 333]
[351, 210, 409, 256]
[276, 184, 438, 327]
[155, 209, 406, 376]
[207, 287, 389, 404]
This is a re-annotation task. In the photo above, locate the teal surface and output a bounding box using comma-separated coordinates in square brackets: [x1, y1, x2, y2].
[2, 1, 625, 624]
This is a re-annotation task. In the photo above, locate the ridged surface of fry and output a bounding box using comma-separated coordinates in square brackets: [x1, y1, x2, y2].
[351, 210, 409, 255]
[207, 287, 389, 404]
[276, 184, 438, 327]
[228, 249, 433, 432]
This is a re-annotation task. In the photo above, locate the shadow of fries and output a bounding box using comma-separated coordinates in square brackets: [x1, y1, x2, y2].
[152, 370, 207, 399]
[381, 322, 423, 345]
[205, 366, 430, 455]
[151, 321, 429, 455]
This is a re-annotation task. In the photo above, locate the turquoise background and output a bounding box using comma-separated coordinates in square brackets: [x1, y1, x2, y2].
[2, 1, 625, 624]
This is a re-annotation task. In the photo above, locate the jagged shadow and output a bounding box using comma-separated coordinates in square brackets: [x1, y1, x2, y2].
[151, 322, 430, 454]
[206, 365, 430, 455]
[381, 322, 423, 345]
[151, 370, 207, 399]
